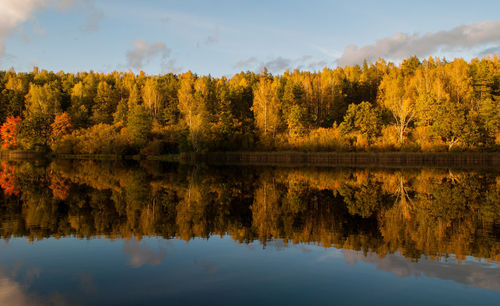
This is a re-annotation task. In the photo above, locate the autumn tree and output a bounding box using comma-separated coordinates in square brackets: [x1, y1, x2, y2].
[378, 69, 417, 144]
[177, 72, 210, 152]
[69, 81, 92, 128]
[25, 83, 62, 118]
[50, 112, 73, 142]
[251, 77, 281, 139]
[142, 77, 164, 119]
[0, 116, 22, 149]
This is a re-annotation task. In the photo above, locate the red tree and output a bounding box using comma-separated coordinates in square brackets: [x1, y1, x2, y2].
[0, 116, 22, 149]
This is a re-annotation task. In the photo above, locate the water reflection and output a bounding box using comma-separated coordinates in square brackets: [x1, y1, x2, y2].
[0, 160, 498, 304]
[1, 160, 497, 263]
[342, 250, 500, 291]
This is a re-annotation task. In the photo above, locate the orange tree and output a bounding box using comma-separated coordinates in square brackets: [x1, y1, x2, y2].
[50, 112, 73, 142]
[0, 116, 22, 149]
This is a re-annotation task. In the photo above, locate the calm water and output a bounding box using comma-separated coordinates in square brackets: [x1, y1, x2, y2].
[0, 160, 498, 305]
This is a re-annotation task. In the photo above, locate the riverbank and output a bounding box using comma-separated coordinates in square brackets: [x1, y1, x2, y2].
[178, 151, 500, 168]
[1, 150, 499, 168]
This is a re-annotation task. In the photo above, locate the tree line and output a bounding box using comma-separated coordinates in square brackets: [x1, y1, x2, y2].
[0, 56, 498, 154]
[0, 160, 498, 262]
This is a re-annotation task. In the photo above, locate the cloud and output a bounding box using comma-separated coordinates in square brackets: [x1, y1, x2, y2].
[205, 33, 219, 45]
[337, 20, 500, 66]
[260, 56, 291, 72]
[0, 0, 103, 63]
[161, 59, 182, 74]
[479, 45, 500, 56]
[56, 0, 103, 32]
[234, 57, 257, 68]
[0, 0, 50, 59]
[234, 55, 329, 73]
[126, 40, 171, 70]
[122, 239, 168, 268]
[204, 27, 220, 45]
[80, 0, 103, 32]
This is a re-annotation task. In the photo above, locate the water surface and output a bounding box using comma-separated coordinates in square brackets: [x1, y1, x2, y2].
[0, 160, 498, 305]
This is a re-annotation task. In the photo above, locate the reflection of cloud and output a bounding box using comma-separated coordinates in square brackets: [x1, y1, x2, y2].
[0, 269, 67, 306]
[122, 239, 167, 268]
[0, 276, 38, 306]
[201, 262, 217, 273]
[77, 273, 96, 294]
[24, 267, 41, 285]
[342, 250, 500, 291]
[337, 20, 500, 66]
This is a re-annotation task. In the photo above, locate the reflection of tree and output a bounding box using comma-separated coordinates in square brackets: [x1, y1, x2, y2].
[251, 174, 281, 242]
[0, 160, 498, 263]
[0, 162, 19, 196]
[339, 179, 388, 218]
[49, 175, 71, 200]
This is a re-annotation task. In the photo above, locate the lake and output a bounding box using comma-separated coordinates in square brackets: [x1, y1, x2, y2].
[0, 160, 498, 305]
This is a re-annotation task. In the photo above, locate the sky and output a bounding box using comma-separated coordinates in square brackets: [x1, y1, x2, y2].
[1, 0, 500, 76]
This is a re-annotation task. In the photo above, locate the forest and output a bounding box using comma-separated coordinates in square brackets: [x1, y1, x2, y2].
[0, 56, 498, 154]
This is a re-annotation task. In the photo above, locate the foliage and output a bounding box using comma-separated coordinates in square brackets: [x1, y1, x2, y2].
[127, 105, 152, 149]
[0, 116, 22, 149]
[0, 56, 498, 153]
[51, 112, 73, 142]
[340, 102, 382, 142]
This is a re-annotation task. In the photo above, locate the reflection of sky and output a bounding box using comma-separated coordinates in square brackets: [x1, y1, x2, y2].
[342, 249, 500, 291]
[0, 237, 498, 306]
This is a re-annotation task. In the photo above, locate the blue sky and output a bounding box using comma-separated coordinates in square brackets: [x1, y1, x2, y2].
[1, 0, 500, 76]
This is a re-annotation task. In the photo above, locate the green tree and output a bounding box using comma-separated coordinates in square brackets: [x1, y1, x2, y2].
[91, 81, 118, 124]
[340, 102, 382, 142]
[127, 105, 152, 149]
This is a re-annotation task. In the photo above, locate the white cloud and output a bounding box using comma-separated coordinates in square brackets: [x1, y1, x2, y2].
[337, 20, 500, 66]
[126, 40, 171, 70]
[0, 0, 50, 59]
[0, 0, 103, 63]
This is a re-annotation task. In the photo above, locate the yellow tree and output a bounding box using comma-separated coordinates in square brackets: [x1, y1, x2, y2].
[251, 77, 281, 138]
[25, 83, 62, 118]
[378, 69, 417, 143]
[177, 72, 209, 152]
[142, 77, 163, 118]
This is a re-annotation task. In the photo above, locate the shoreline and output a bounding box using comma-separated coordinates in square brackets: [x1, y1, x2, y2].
[0, 151, 499, 168]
